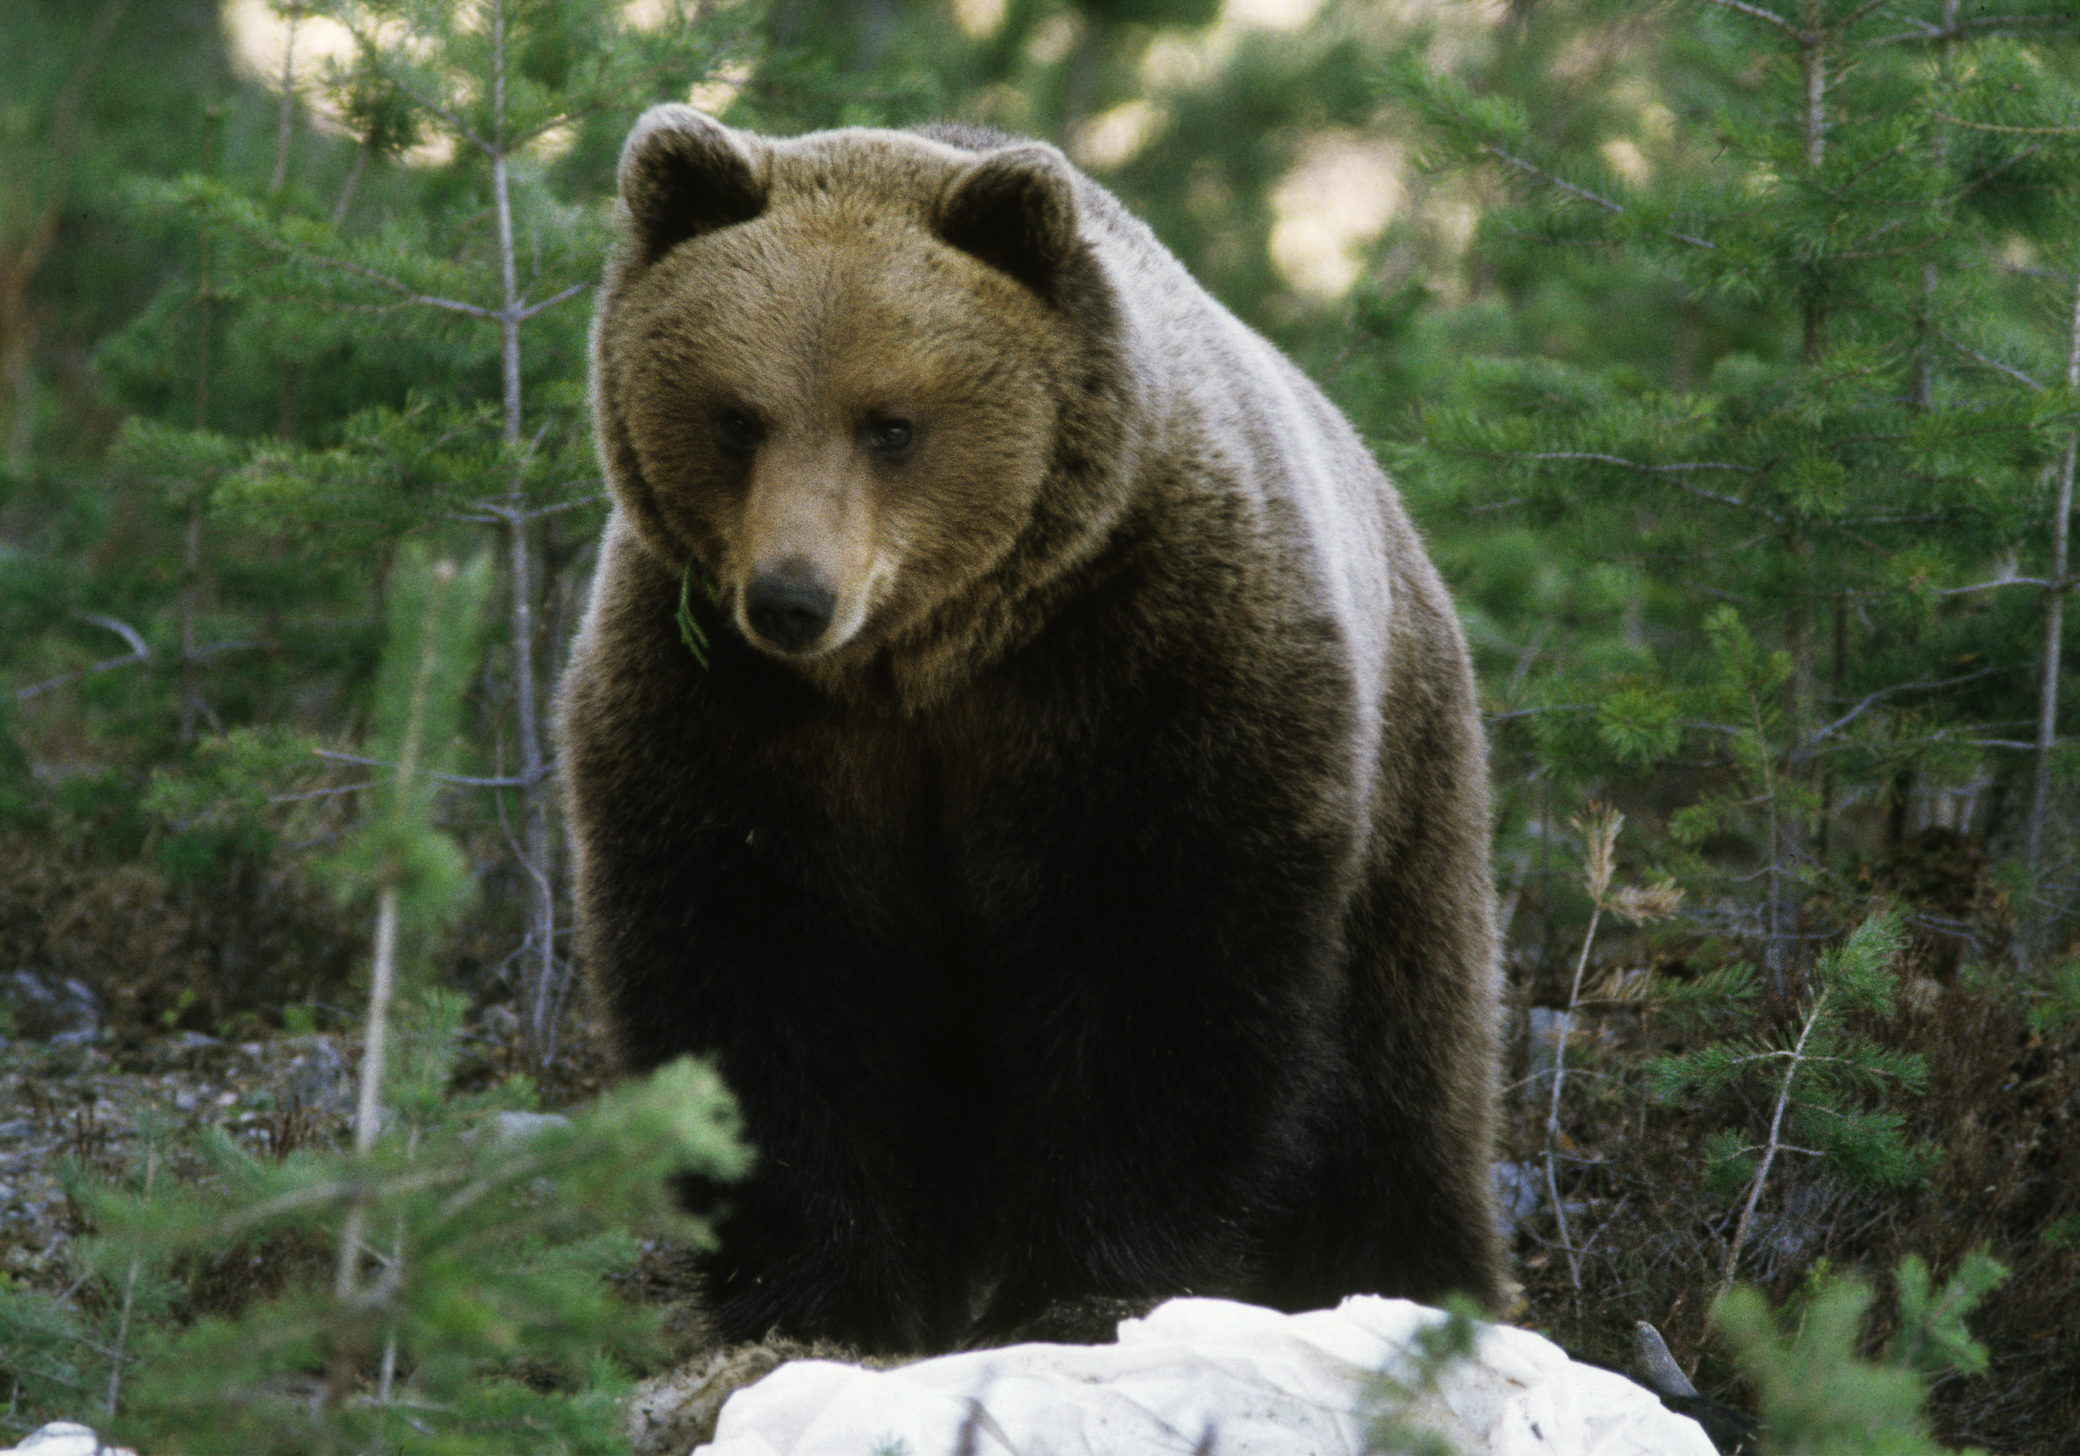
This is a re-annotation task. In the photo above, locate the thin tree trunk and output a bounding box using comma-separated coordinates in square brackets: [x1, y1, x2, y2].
[2024, 267, 2080, 919]
[1800, 0, 1826, 171]
[488, 0, 561, 1071]
[179, 107, 221, 744]
[1915, 0, 1959, 410]
[331, 135, 371, 226]
[1770, 2, 1829, 988]
[331, 567, 448, 1415]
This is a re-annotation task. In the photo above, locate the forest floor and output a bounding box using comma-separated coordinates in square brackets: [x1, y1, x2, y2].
[4, 911, 2078, 1455]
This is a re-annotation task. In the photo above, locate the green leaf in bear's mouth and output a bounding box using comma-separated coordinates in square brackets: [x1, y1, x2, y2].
[676, 560, 721, 669]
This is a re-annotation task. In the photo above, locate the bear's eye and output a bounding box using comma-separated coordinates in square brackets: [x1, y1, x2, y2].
[863, 416, 914, 458]
[716, 408, 762, 456]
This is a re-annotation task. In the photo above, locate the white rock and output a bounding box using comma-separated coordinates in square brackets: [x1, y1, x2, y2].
[1, 1421, 138, 1456]
[697, 1297, 1715, 1456]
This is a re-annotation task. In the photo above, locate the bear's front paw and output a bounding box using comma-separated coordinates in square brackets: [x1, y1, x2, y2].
[967, 1293, 1162, 1349]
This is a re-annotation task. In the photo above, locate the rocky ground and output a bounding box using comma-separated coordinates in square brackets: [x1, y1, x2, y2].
[0, 971, 576, 1302]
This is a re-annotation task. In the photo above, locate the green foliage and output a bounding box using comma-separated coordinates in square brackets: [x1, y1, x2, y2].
[2, 1, 2074, 1448]
[143, 726, 316, 886]
[29, 547, 754, 1453]
[0, 1275, 104, 1433]
[2024, 958, 2080, 1036]
[88, 1054, 745, 1454]
[1648, 911, 1937, 1200]
[1717, 1276, 1939, 1456]
[1372, 0, 2080, 962]
[1716, 1249, 2009, 1456]
[1891, 1248, 2008, 1380]
[313, 547, 490, 928]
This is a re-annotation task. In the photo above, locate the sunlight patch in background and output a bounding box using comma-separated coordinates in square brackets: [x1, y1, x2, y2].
[224, 0, 356, 102]
[1073, 100, 1167, 170]
[1270, 132, 1402, 300]
[1226, 0, 1325, 30]
[688, 64, 755, 115]
[222, 0, 458, 165]
[955, 0, 1010, 40]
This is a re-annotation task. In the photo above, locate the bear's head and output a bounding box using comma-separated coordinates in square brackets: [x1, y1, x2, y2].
[591, 107, 1133, 699]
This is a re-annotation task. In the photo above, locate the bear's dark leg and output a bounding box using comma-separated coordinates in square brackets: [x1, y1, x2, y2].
[570, 751, 985, 1353]
[1258, 773, 1506, 1314]
[944, 699, 1361, 1343]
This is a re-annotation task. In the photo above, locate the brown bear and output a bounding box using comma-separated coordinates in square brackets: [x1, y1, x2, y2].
[559, 105, 1503, 1356]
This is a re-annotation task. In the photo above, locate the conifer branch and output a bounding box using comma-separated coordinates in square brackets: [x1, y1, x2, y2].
[1486, 704, 1592, 723]
[14, 634, 265, 701]
[1701, 0, 1804, 41]
[1513, 451, 1757, 474]
[247, 233, 497, 320]
[1487, 147, 1624, 214]
[103, 1140, 156, 1419]
[1934, 114, 2080, 136]
[1940, 335, 2044, 389]
[333, 24, 495, 159]
[1835, 0, 1899, 33]
[75, 610, 148, 660]
[1877, 12, 2077, 44]
[1440, 446, 1779, 519]
[1484, 146, 1718, 249]
[1936, 574, 2061, 595]
[13, 613, 147, 699]
[1802, 666, 2004, 747]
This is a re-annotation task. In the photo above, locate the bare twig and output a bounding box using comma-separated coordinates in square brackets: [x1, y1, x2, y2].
[515, 281, 591, 319]
[1713, 988, 1827, 1309]
[312, 746, 551, 789]
[1542, 807, 1622, 1301]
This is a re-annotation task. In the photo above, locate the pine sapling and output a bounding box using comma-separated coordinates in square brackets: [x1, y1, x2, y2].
[66, 547, 750, 1453]
[1647, 910, 1935, 1310]
[1714, 1248, 2008, 1456]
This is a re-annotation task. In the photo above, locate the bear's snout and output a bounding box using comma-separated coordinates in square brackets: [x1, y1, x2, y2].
[744, 563, 838, 654]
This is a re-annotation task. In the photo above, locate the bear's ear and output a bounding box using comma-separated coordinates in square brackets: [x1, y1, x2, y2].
[617, 104, 769, 261]
[934, 143, 1080, 296]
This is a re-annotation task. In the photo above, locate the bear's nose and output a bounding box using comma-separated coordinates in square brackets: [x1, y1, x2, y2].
[744, 568, 837, 653]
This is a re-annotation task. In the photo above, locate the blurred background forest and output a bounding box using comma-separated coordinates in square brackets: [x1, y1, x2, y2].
[3, 0, 2080, 1450]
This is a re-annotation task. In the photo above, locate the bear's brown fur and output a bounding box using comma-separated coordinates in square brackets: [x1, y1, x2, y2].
[560, 106, 1502, 1355]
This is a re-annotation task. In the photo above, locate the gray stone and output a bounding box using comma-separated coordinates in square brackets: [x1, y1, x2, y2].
[1, 972, 100, 1043]
[1492, 1159, 1543, 1243]
[488, 1110, 574, 1141]
[279, 1035, 353, 1115]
